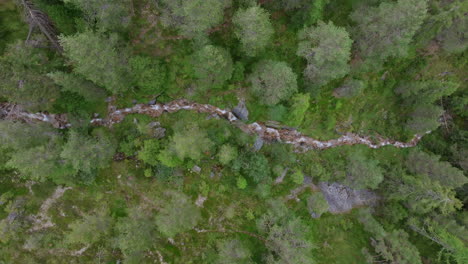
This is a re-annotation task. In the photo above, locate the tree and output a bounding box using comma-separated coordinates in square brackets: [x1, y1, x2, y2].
[307, 192, 329, 218]
[129, 55, 167, 95]
[345, 151, 383, 190]
[160, 0, 230, 38]
[286, 93, 310, 127]
[6, 143, 65, 182]
[297, 21, 352, 89]
[406, 150, 467, 189]
[291, 169, 304, 184]
[115, 207, 156, 259]
[350, 0, 428, 67]
[192, 45, 233, 90]
[60, 32, 132, 93]
[155, 191, 201, 237]
[48, 71, 106, 102]
[0, 121, 57, 150]
[169, 124, 214, 162]
[438, 17, 468, 54]
[66, 210, 112, 245]
[138, 139, 161, 166]
[395, 80, 459, 105]
[370, 230, 422, 264]
[333, 79, 366, 98]
[0, 121, 66, 182]
[63, 0, 132, 32]
[275, 0, 311, 10]
[406, 104, 443, 134]
[358, 210, 422, 264]
[248, 60, 298, 105]
[385, 172, 462, 215]
[218, 144, 238, 165]
[233, 6, 274, 56]
[157, 147, 183, 168]
[408, 217, 468, 264]
[257, 200, 315, 264]
[236, 177, 247, 190]
[232, 152, 271, 183]
[0, 41, 60, 111]
[60, 131, 115, 175]
[216, 239, 254, 264]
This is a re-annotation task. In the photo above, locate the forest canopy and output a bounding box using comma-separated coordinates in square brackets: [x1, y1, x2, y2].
[0, 0, 466, 263]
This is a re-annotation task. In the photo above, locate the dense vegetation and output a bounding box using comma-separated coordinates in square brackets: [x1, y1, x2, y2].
[0, 0, 466, 263]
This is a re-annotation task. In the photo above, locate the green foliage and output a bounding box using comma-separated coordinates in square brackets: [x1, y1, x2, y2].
[351, 0, 428, 68]
[192, 45, 233, 90]
[215, 239, 253, 264]
[115, 207, 156, 257]
[232, 152, 270, 183]
[129, 55, 167, 95]
[170, 124, 214, 161]
[61, 131, 115, 175]
[138, 139, 161, 166]
[236, 176, 247, 190]
[66, 210, 112, 245]
[0, 2, 28, 53]
[0, 41, 60, 111]
[291, 169, 304, 184]
[307, 192, 329, 218]
[257, 200, 315, 264]
[155, 191, 201, 237]
[248, 60, 298, 105]
[297, 21, 352, 90]
[233, 6, 274, 56]
[0, 121, 57, 150]
[395, 80, 459, 104]
[359, 210, 422, 264]
[345, 151, 383, 190]
[157, 147, 183, 168]
[406, 150, 467, 188]
[333, 79, 366, 98]
[386, 171, 462, 215]
[231, 62, 245, 83]
[160, 0, 230, 38]
[406, 104, 443, 134]
[286, 93, 310, 127]
[6, 143, 65, 182]
[218, 144, 238, 165]
[438, 17, 468, 54]
[60, 32, 132, 93]
[63, 0, 132, 32]
[48, 71, 106, 102]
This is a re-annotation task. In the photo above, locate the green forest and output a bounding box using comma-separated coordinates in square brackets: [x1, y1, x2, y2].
[0, 0, 467, 263]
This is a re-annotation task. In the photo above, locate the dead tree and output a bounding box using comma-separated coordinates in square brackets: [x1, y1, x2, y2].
[17, 0, 63, 52]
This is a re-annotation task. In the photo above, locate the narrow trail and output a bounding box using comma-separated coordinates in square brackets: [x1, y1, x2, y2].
[1, 99, 430, 151]
[29, 186, 72, 232]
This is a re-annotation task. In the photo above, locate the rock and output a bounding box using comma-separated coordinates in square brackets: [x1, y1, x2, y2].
[232, 100, 249, 121]
[192, 165, 201, 174]
[195, 195, 207, 207]
[318, 182, 379, 214]
[253, 136, 264, 151]
[7, 212, 18, 222]
[153, 127, 166, 139]
[148, 99, 156, 105]
[148, 121, 161, 128]
[274, 167, 289, 184]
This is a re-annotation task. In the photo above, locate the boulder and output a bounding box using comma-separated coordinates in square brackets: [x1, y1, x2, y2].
[232, 100, 249, 121]
[253, 136, 264, 151]
[318, 182, 379, 214]
[191, 165, 201, 174]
